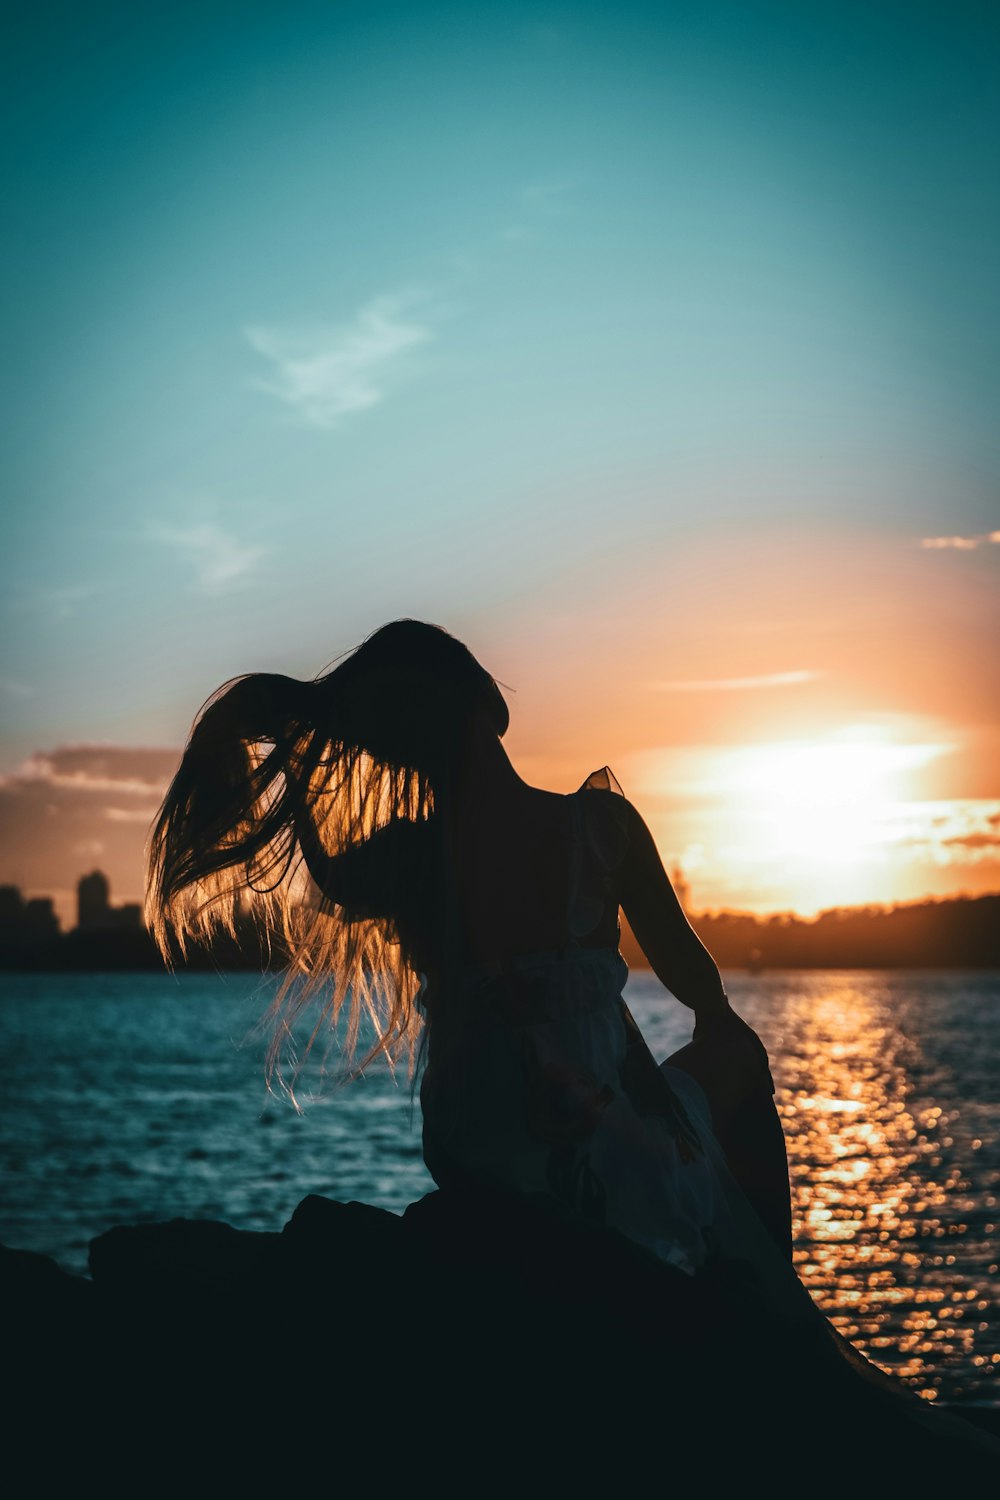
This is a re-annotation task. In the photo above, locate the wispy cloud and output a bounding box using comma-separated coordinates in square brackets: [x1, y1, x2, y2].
[650, 669, 822, 693]
[6, 581, 101, 622]
[149, 520, 266, 593]
[501, 175, 579, 245]
[889, 801, 1000, 862]
[520, 177, 578, 211]
[16, 745, 178, 796]
[0, 743, 179, 906]
[920, 531, 1000, 550]
[245, 294, 432, 429]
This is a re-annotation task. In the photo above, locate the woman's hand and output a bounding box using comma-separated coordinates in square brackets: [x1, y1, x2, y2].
[694, 1004, 774, 1089]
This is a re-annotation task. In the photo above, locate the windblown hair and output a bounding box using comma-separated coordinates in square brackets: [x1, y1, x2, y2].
[145, 620, 507, 1096]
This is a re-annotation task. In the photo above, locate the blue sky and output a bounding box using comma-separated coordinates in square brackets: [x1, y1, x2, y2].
[2, 1, 998, 913]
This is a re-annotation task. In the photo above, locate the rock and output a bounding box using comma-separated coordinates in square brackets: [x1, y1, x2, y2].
[3, 1193, 998, 1487]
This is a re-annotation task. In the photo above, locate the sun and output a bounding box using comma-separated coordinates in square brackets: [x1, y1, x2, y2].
[720, 729, 948, 868]
[631, 723, 960, 914]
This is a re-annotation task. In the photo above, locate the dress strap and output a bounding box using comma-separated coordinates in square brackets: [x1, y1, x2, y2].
[568, 773, 630, 942]
[580, 766, 625, 797]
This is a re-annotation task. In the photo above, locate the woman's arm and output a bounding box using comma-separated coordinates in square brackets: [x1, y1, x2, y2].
[294, 806, 341, 903]
[618, 798, 774, 1096]
[617, 800, 729, 1024]
[293, 808, 424, 922]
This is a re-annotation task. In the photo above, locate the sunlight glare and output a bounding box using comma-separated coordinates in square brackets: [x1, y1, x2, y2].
[631, 725, 959, 911]
[716, 729, 951, 865]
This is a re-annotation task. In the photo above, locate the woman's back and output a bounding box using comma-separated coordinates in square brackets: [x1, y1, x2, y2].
[453, 786, 574, 962]
[452, 779, 624, 964]
[419, 774, 736, 1278]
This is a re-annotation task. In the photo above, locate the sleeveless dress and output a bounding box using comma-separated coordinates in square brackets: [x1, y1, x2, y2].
[416, 777, 1000, 1472]
[419, 770, 813, 1319]
[416, 780, 1000, 1482]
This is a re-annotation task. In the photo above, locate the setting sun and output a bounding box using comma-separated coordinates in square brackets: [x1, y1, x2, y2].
[714, 729, 949, 858]
[628, 724, 997, 915]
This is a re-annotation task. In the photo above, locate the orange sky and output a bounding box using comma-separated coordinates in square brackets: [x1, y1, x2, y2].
[3, 521, 998, 928]
[492, 524, 1000, 914]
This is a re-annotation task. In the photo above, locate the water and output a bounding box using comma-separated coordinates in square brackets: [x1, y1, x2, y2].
[1, 968, 997, 1406]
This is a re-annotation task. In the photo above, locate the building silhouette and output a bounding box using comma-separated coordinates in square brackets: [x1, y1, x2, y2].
[0, 885, 22, 941]
[23, 896, 60, 945]
[77, 871, 142, 933]
[77, 870, 111, 929]
[0, 884, 61, 952]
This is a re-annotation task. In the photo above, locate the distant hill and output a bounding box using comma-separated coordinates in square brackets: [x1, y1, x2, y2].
[621, 894, 1000, 971]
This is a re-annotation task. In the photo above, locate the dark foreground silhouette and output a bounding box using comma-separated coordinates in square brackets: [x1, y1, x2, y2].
[6, 1192, 998, 1489]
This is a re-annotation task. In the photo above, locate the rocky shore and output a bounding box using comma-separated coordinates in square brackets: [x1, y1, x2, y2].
[5, 1191, 998, 1489]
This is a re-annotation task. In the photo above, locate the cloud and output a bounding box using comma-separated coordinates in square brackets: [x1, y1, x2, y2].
[245, 294, 432, 428]
[520, 177, 578, 211]
[650, 670, 822, 693]
[0, 743, 180, 906]
[920, 531, 1000, 550]
[6, 581, 101, 622]
[72, 839, 105, 858]
[887, 801, 1000, 863]
[501, 176, 579, 247]
[149, 520, 267, 593]
[12, 744, 180, 796]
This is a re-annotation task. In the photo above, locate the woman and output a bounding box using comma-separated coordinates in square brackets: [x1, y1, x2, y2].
[146, 619, 996, 1471]
[147, 621, 781, 1257]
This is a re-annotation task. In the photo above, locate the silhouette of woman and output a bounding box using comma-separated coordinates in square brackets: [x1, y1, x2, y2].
[146, 618, 996, 1470]
[146, 621, 783, 1254]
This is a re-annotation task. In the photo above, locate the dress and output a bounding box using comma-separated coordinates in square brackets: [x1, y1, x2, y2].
[416, 775, 1000, 1471]
[419, 770, 812, 1321]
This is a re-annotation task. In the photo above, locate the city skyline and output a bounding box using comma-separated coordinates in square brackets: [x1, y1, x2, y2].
[0, 868, 142, 939]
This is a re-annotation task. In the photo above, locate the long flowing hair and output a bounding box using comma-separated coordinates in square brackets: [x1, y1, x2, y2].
[145, 620, 507, 1096]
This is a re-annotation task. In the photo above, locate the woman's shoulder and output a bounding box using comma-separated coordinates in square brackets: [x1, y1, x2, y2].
[577, 768, 653, 836]
[575, 768, 632, 873]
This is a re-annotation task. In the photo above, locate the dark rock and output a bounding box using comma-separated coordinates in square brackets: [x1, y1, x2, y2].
[89, 1216, 281, 1293]
[3, 1193, 998, 1486]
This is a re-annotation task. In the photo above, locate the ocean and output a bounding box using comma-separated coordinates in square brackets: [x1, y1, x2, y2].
[1, 968, 997, 1407]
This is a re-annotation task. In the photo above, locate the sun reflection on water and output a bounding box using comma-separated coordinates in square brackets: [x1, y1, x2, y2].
[773, 976, 999, 1405]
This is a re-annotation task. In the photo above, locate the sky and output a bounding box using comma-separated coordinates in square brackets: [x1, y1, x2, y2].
[2, 0, 999, 924]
